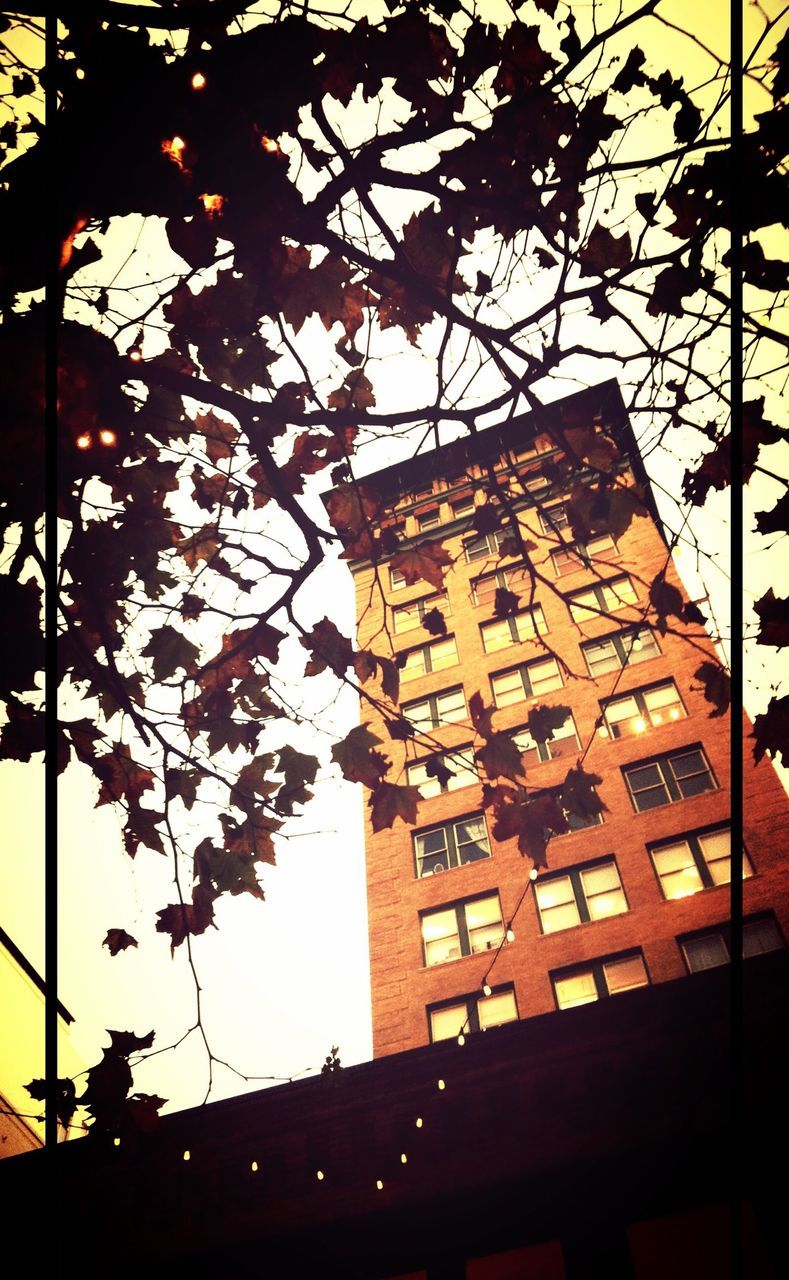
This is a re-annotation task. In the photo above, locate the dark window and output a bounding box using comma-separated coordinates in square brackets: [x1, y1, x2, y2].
[679, 914, 784, 973]
[421, 892, 505, 966]
[649, 826, 752, 899]
[552, 949, 649, 1009]
[624, 747, 716, 813]
[534, 859, 627, 934]
[416, 508, 441, 532]
[413, 813, 491, 878]
[451, 494, 475, 520]
[428, 984, 518, 1041]
[602, 680, 686, 738]
[512, 714, 580, 766]
[581, 627, 660, 677]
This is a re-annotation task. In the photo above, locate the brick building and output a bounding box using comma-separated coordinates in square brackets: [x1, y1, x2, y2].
[347, 380, 789, 1058]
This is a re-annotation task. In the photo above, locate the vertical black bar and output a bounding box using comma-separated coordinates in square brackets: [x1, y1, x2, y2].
[44, 12, 59, 1152]
[729, 0, 744, 1272]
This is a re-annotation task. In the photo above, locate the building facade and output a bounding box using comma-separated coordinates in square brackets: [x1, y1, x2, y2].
[347, 381, 789, 1058]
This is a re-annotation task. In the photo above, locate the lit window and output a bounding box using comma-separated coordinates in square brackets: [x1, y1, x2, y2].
[511, 714, 579, 767]
[534, 859, 627, 934]
[416, 508, 441, 532]
[428, 985, 518, 1041]
[649, 826, 751, 900]
[392, 592, 451, 634]
[406, 746, 477, 799]
[623, 747, 716, 813]
[472, 562, 531, 606]
[551, 533, 616, 576]
[552, 950, 649, 1009]
[400, 636, 459, 683]
[602, 681, 686, 738]
[421, 893, 504, 966]
[413, 813, 491, 878]
[567, 575, 637, 622]
[402, 685, 467, 732]
[491, 657, 563, 707]
[679, 914, 784, 973]
[582, 627, 660, 677]
[480, 606, 547, 653]
[464, 530, 506, 563]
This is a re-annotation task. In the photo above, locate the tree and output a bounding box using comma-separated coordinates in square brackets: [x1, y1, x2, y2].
[0, 1, 786, 1133]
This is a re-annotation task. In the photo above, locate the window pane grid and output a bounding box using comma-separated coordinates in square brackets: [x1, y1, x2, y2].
[429, 986, 518, 1041]
[536, 861, 626, 934]
[603, 681, 686, 738]
[554, 952, 648, 1009]
[413, 813, 491, 878]
[625, 750, 715, 813]
[582, 628, 659, 677]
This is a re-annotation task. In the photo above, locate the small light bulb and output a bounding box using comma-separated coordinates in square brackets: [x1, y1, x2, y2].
[316, 1169, 324, 1181]
[530, 867, 538, 881]
[191, 71, 206, 90]
[376, 1179, 384, 1191]
[99, 428, 116, 446]
[250, 1160, 258, 1173]
[482, 983, 492, 997]
[113, 1137, 121, 1147]
[76, 68, 85, 80]
[415, 1117, 423, 1129]
[129, 348, 142, 362]
[632, 637, 642, 651]
[183, 1150, 190, 1162]
[506, 928, 515, 943]
[400, 1153, 407, 1164]
[437, 1079, 446, 1091]
[457, 1033, 465, 1046]
[598, 724, 609, 737]
[75, 432, 91, 450]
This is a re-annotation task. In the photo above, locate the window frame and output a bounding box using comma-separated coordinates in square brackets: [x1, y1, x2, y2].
[416, 507, 442, 532]
[490, 655, 564, 707]
[427, 984, 519, 1041]
[420, 891, 505, 967]
[392, 591, 451, 634]
[601, 680, 687, 738]
[567, 575, 638, 622]
[581, 626, 661, 677]
[648, 825, 751, 900]
[551, 532, 617, 576]
[534, 857, 627, 935]
[399, 634, 460, 683]
[538, 504, 570, 535]
[463, 529, 506, 563]
[412, 811, 492, 879]
[402, 684, 467, 732]
[551, 949, 650, 1010]
[623, 746, 717, 814]
[450, 494, 475, 521]
[480, 605, 548, 653]
[679, 914, 785, 973]
[511, 713, 580, 766]
[406, 745, 478, 798]
[471, 562, 531, 606]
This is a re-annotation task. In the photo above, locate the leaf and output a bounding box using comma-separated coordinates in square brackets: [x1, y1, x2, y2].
[275, 744, 319, 814]
[25, 1077, 77, 1130]
[369, 781, 421, 833]
[167, 767, 200, 811]
[526, 704, 572, 744]
[578, 224, 633, 276]
[694, 661, 731, 718]
[0, 695, 44, 762]
[469, 690, 496, 738]
[300, 617, 354, 677]
[425, 754, 455, 788]
[194, 839, 265, 900]
[753, 695, 789, 767]
[494, 587, 520, 617]
[755, 489, 789, 536]
[649, 573, 684, 633]
[612, 46, 647, 93]
[325, 481, 381, 539]
[472, 503, 501, 535]
[155, 887, 216, 955]
[421, 606, 447, 636]
[194, 410, 238, 463]
[386, 717, 416, 741]
[331, 724, 389, 788]
[491, 793, 565, 867]
[175, 525, 221, 570]
[328, 370, 376, 410]
[389, 542, 453, 590]
[476, 733, 525, 781]
[95, 744, 155, 808]
[560, 765, 607, 821]
[103, 929, 138, 955]
[754, 589, 789, 647]
[142, 625, 200, 682]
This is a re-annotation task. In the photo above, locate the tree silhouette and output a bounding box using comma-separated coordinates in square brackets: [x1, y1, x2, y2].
[0, 1, 786, 1131]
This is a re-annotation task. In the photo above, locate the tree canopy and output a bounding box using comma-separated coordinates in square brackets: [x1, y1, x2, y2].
[0, 0, 787, 1133]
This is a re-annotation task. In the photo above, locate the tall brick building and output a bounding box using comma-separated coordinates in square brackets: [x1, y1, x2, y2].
[348, 380, 789, 1058]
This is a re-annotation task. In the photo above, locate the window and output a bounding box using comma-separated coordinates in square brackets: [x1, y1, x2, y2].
[491, 657, 563, 707]
[531, 785, 604, 836]
[624, 747, 716, 813]
[390, 566, 407, 590]
[402, 685, 467, 731]
[416, 508, 441, 532]
[551, 533, 616, 576]
[421, 893, 505, 966]
[539, 504, 569, 534]
[567, 575, 637, 622]
[392, 592, 450, 634]
[400, 636, 459, 683]
[472, 562, 531, 606]
[582, 626, 660, 677]
[406, 746, 477, 798]
[464, 530, 506, 562]
[534, 859, 627, 934]
[480, 606, 547, 654]
[512, 714, 579, 766]
[649, 826, 752, 900]
[413, 813, 491, 878]
[552, 950, 649, 1010]
[602, 681, 686, 738]
[522, 471, 550, 493]
[411, 484, 434, 503]
[451, 494, 475, 520]
[428, 985, 518, 1041]
[680, 914, 784, 973]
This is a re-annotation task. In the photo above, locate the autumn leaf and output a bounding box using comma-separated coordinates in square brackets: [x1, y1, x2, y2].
[753, 695, 789, 768]
[649, 573, 684, 634]
[175, 525, 221, 570]
[194, 839, 265, 901]
[526, 704, 572, 743]
[369, 781, 421, 833]
[194, 410, 238, 463]
[103, 929, 138, 955]
[578, 224, 633, 275]
[386, 716, 416, 740]
[425, 754, 455, 788]
[325, 481, 381, 539]
[155, 886, 216, 954]
[421, 606, 447, 637]
[95, 744, 155, 808]
[142, 625, 200, 682]
[25, 1076, 77, 1130]
[0, 695, 44, 762]
[328, 370, 376, 410]
[275, 744, 319, 815]
[472, 503, 501, 536]
[301, 617, 354, 677]
[694, 661, 731, 718]
[494, 587, 520, 617]
[755, 488, 789, 536]
[560, 765, 606, 821]
[390, 542, 453, 590]
[469, 690, 496, 738]
[754, 589, 789, 647]
[331, 724, 389, 788]
[476, 733, 525, 781]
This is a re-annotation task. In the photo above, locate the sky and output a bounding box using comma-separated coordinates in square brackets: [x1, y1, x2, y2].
[1, 0, 788, 1135]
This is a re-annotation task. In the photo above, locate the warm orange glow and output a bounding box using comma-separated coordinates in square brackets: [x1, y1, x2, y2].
[260, 135, 279, 153]
[506, 927, 515, 942]
[400, 1153, 407, 1164]
[652, 713, 663, 724]
[529, 867, 538, 881]
[129, 348, 142, 362]
[98, 429, 117, 446]
[316, 1169, 324, 1181]
[182, 1149, 190, 1161]
[250, 1160, 258, 1173]
[415, 1117, 423, 1128]
[457, 1033, 465, 1046]
[162, 136, 186, 169]
[437, 1078, 446, 1090]
[670, 707, 681, 719]
[376, 1179, 384, 1191]
[191, 71, 206, 90]
[199, 192, 225, 218]
[75, 432, 92, 450]
[633, 716, 647, 733]
[59, 214, 90, 270]
[113, 1137, 121, 1147]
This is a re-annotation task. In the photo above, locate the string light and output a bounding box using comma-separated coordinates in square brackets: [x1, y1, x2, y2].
[415, 1117, 423, 1128]
[250, 1160, 259, 1173]
[75, 432, 91, 450]
[457, 1033, 465, 1046]
[113, 1137, 121, 1147]
[183, 1150, 190, 1162]
[376, 1179, 384, 1191]
[506, 927, 515, 943]
[482, 983, 492, 997]
[129, 348, 142, 362]
[316, 1169, 324, 1181]
[400, 1153, 407, 1164]
[98, 429, 117, 446]
[437, 1079, 445, 1091]
[529, 867, 538, 881]
[191, 71, 206, 90]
